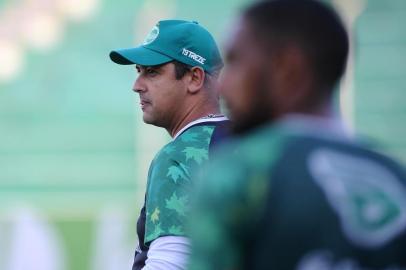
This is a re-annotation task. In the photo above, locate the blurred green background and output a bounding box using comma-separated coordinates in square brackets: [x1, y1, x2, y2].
[0, 0, 405, 270]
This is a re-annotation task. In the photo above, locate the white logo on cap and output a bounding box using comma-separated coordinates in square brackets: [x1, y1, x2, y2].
[143, 26, 159, 45]
[182, 48, 206, 65]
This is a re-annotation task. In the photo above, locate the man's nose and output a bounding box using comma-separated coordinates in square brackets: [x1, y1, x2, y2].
[132, 77, 145, 93]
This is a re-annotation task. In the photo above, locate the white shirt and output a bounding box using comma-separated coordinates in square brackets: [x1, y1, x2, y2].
[141, 236, 190, 270]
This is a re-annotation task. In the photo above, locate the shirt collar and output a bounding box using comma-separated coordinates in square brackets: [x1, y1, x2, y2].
[173, 116, 229, 140]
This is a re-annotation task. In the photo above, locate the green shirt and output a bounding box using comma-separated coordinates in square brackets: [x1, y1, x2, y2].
[144, 120, 229, 244]
[189, 118, 406, 270]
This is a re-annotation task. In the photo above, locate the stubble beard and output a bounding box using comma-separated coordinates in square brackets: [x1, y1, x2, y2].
[231, 75, 273, 135]
[142, 109, 172, 131]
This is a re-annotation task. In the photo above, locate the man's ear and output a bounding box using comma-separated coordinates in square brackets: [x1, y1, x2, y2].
[187, 67, 205, 94]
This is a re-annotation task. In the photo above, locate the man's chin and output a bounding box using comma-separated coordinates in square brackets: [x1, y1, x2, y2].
[142, 115, 165, 128]
[142, 114, 154, 125]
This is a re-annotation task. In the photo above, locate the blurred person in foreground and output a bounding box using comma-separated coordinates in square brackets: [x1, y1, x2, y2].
[110, 20, 229, 270]
[188, 0, 406, 269]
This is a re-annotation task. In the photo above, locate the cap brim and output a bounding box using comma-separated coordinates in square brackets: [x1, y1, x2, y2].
[109, 46, 173, 66]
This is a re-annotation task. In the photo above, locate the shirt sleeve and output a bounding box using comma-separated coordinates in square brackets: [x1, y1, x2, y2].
[142, 236, 191, 270]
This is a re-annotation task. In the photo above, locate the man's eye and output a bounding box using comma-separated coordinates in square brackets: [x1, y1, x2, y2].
[146, 68, 158, 75]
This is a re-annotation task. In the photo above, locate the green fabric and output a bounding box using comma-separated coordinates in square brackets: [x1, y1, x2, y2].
[110, 20, 223, 73]
[188, 125, 286, 270]
[144, 125, 215, 244]
[188, 123, 406, 270]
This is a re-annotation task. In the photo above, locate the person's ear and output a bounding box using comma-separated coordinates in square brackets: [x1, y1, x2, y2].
[186, 67, 205, 94]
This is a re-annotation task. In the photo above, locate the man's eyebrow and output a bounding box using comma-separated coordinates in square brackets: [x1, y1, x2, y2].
[135, 64, 166, 72]
[136, 65, 156, 72]
[138, 65, 160, 69]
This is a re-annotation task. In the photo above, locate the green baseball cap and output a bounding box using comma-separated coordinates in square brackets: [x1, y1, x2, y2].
[109, 20, 223, 73]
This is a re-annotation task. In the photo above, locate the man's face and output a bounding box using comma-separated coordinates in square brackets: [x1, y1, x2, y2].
[219, 19, 272, 134]
[133, 62, 186, 127]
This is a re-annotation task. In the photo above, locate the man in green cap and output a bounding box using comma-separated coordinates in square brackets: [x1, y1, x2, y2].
[188, 0, 406, 269]
[109, 20, 229, 270]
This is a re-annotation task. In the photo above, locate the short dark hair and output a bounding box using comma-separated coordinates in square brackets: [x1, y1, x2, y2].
[173, 61, 193, 80]
[244, 0, 349, 90]
[172, 60, 221, 88]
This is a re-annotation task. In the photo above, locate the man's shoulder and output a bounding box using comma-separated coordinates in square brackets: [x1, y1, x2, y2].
[210, 123, 289, 168]
[166, 120, 230, 159]
[198, 125, 289, 196]
[176, 120, 230, 143]
[202, 121, 405, 187]
[152, 122, 226, 171]
[176, 124, 216, 144]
